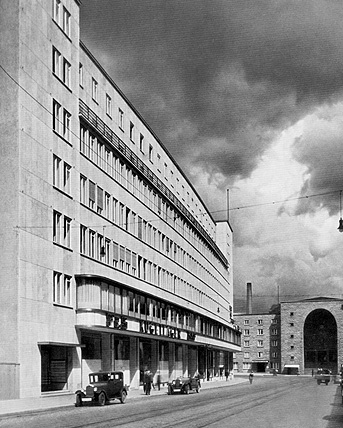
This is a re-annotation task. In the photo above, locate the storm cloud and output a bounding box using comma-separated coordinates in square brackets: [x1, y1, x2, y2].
[81, 1, 343, 312]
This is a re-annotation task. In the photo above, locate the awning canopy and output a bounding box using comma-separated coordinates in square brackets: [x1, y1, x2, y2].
[38, 341, 85, 348]
[252, 360, 269, 363]
[284, 364, 300, 368]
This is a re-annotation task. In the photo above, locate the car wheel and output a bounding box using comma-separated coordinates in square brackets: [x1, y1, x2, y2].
[184, 384, 190, 395]
[120, 390, 127, 404]
[98, 392, 106, 406]
[75, 393, 83, 407]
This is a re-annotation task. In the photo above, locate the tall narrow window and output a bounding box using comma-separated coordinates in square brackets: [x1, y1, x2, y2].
[62, 6, 71, 37]
[130, 122, 134, 141]
[63, 109, 71, 141]
[53, 99, 61, 133]
[92, 78, 98, 102]
[52, 47, 61, 76]
[149, 144, 153, 162]
[106, 94, 112, 117]
[119, 108, 124, 130]
[53, 210, 62, 244]
[139, 134, 144, 152]
[79, 63, 83, 87]
[63, 58, 71, 87]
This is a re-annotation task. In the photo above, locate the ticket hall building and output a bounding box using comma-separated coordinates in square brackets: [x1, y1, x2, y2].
[0, 0, 241, 400]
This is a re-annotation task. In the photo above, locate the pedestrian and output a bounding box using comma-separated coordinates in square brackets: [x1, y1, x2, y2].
[144, 370, 152, 395]
[225, 369, 229, 381]
[156, 373, 161, 391]
[249, 371, 254, 384]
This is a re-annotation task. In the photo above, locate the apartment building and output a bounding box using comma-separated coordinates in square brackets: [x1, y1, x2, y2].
[0, 0, 240, 400]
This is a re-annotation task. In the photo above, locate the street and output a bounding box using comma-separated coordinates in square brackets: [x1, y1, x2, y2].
[1, 377, 342, 428]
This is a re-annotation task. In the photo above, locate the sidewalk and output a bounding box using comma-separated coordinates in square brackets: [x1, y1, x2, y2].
[0, 377, 247, 417]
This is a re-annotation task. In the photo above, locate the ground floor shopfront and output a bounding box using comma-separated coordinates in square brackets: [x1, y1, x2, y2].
[39, 329, 236, 393]
[78, 329, 235, 389]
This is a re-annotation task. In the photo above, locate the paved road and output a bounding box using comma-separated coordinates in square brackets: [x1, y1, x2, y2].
[1, 377, 342, 428]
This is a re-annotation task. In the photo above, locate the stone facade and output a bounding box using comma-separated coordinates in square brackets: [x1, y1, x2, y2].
[234, 297, 343, 375]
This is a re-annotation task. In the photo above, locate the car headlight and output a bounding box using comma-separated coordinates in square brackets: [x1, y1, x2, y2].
[93, 387, 98, 392]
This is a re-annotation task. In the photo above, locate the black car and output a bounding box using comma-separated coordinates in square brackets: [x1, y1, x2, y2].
[167, 377, 201, 395]
[75, 371, 128, 406]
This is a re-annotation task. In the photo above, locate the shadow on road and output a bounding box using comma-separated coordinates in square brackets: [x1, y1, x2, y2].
[323, 386, 343, 427]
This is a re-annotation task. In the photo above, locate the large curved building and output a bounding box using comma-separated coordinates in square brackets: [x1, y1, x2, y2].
[0, 0, 240, 399]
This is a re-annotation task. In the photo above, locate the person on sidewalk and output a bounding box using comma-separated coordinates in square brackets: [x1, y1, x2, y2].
[249, 371, 254, 384]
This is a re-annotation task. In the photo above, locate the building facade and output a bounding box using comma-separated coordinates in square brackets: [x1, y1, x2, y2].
[0, 0, 240, 400]
[234, 292, 343, 375]
[233, 312, 281, 373]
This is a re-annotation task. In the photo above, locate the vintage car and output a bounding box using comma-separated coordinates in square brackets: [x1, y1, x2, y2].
[167, 376, 201, 395]
[315, 368, 331, 385]
[75, 371, 128, 406]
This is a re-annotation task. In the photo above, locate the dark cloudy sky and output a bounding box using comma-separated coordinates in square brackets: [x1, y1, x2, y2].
[81, 0, 343, 313]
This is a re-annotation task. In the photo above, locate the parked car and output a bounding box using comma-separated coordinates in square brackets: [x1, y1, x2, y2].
[167, 376, 200, 395]
[315, 368, 331, 385]
[75, 371, 128, 406]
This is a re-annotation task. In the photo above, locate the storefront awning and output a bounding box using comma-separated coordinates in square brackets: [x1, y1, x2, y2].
[252, 360, 269, 363]
[284, 364, 299, 368]
[38, 341, 85, 347]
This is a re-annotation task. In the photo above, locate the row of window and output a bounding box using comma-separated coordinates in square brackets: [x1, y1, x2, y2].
[243, 339, 279, 347]
[79, 224, 219, 311]
[78, 93, 216, 239]
[243, 318, 278, 325]
[80, 172, 223, 294]
[80, 123, 227, 281]
[77, 279, 239, 344]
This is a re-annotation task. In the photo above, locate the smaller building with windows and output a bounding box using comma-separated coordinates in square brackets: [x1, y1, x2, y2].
[233, 310, 280, 373]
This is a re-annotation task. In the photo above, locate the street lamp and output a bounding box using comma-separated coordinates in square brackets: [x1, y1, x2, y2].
[338, 191, 343, 233]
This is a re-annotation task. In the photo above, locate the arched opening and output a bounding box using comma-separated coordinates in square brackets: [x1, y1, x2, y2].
[304, 309, 337, 374]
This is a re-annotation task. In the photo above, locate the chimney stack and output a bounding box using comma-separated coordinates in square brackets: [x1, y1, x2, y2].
[246, 282, 252, 314]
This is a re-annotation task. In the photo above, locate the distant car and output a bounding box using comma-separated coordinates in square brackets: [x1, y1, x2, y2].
[167, 377, 201, 395]
[75, 371, 128, 406]
[315, 368, 331, 385]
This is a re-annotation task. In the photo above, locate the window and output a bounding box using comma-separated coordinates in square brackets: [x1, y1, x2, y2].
[92, 78, 98, 102]
[79, 63, 83, 87]
[257, 340, 263, 347]
[290, 312, 294, 316]
[119, 108, 124, 130]
[244, 320, 249, 325]
[257, 329, 264, 335]
[290, 334, 294, 339]
[53, 0, 71, 38]
[89, 181, 95, 209]
[129, 122, 134, 141]
[62, 6, 71, 37]
[53, 271, 71, 306]
[272, 352, 278, 358]
[272, 328, 278, 335]
[63, 58, 71, 87]
[290, 322, 294, 327]
[52, 0, 61, 25]
[244, 352, 250, 359]
[258, 352, 263, 358]
[106, 94, 112, 117]
[53, 211, 71, 248]
[80, 175, 87, 204]
[272, 340, 278, 347]
[149, 144, 153, 162]
[244, 340, 250, 347]
[80, 225, 87, 254]
[53, 99, 71, 143]
[53, 155, 71, 194]
[244, 329, 250, 335]
[139, 133, 144, 152]
[257, 319, 263, 325]
[52, 47, 61, 76]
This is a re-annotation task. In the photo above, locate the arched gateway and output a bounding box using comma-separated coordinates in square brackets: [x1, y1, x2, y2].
[304, 309, 337, 373]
